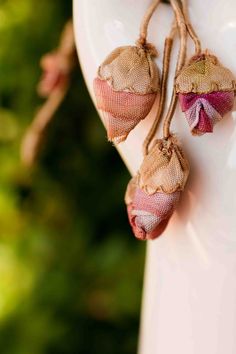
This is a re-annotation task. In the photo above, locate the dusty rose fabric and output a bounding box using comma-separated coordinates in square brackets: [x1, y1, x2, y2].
[197, 109, 213, 133]
[127, 205, 170, 240]
[179, 91, 234, 135]
[127, 187, 180, 241]
[100, 112, 140, 143]
[94, 78, 156, 142]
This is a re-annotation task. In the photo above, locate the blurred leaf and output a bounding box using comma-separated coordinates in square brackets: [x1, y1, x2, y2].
[0, 0, 145, 353]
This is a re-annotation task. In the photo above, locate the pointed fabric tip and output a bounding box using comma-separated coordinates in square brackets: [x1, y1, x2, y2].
[94, 78, 157, 142]
[196, 109, 213, 133]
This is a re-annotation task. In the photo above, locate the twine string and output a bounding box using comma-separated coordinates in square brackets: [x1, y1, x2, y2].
[180, 0, 201, 55]
[138, 0, 162, 46]
[163, 0, 188, 139]
[143, 21, 177, 156]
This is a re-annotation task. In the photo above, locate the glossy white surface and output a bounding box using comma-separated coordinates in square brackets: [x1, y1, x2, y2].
[73, 1, 236, 353]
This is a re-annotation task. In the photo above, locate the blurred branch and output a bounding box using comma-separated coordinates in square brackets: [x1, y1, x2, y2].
[21, 20, 77, 167]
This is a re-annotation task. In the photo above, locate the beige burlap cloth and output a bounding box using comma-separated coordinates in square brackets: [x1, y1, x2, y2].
[175, 53, 236, 94]
[138, 136, 190, 195]
[98, 45, 159, 94]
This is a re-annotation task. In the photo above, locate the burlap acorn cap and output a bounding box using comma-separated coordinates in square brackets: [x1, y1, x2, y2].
[175, 53, 236, 94]
[138, 136, 190, 194]
[98, 46, 159, 95]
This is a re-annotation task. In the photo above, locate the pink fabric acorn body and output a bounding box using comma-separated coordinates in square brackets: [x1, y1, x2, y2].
[126, 182, 180, 240]
[175, 54, 235, 136]
[94, 45, 160, 143]
[125, 137, 190, 240]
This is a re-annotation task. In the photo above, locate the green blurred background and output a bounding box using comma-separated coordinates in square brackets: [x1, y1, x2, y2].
[0, 0, 145, 353]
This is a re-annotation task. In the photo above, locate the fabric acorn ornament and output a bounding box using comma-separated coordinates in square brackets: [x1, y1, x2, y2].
[175, 53, 236, 135]
[94, 44, 160, 143]
[125, 136, 190, 240]
[93, 0, 162, 143]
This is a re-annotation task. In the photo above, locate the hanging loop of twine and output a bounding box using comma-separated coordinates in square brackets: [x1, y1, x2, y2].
[136, 0, 162, 50]
[162, 0, 188, 140]
[180, 0, 202, 55]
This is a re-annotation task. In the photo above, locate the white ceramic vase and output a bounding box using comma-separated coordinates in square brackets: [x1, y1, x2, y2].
[73, 1, 236, 353]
